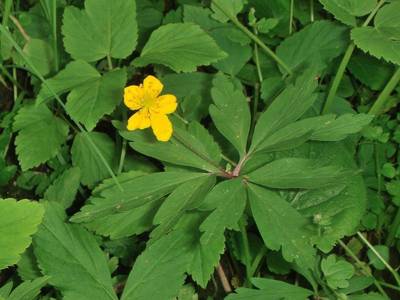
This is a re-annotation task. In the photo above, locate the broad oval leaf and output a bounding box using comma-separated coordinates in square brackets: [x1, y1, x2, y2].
[133, 23, 227, 72]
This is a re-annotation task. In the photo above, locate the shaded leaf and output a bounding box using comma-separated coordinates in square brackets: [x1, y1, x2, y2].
[121, 230, 192, 300]
[62, 0, 138, 61]
[14, 104, 69, 171]
[0, 199, 44, 270]
[33, 202, 117, 300]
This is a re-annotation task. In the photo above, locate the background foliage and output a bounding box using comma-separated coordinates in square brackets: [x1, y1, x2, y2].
[1, 0, 400, 299]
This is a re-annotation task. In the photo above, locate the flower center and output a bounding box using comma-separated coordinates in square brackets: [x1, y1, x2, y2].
[142, 91, 157, 108]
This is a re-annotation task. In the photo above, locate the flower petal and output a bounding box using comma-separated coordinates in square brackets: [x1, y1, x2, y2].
[143, 75, 163, 98]
[153, 94, 177, 115]
[124, 85, 144, 110]
[150, 113, 173, 142]
[127, 109, 151, 130]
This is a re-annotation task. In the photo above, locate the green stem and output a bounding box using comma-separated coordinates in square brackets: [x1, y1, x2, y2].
[379, 281, 400, 292]
[239, 218, 252, 285]
[386, 207, 400, 247]
[357, 232, 400, 287]
[221, 154, 237, 166]
[249, 247, 267, 276]
[51, 2, 59, 72]
[322, 43, 355, 114]
[310, 0, 314, 22]
[211, 1, 292, 75]
[339, 240, 389, 298]
[117, 110, 127, 175]
[322, 0, 386, 114]
[369, 67, 400, 115]
[289, 0, 294, 35]
[107, 54, 113, 71]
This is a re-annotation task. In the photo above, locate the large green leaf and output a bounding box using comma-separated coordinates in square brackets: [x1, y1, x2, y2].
[250, 68, 319, 154]
[210, 74, 251, 157]
[200, 179, 247, 246]
[71, 132, 116, 186]
[276, 21, 348, 72]
[0, 199, 44, 270]
[70, 171, 208, 223]
[351, 2, 400, 65]
[13, 104, 69, 171]
[125, 122, 222, 173]
[33, 202, 117, 300]
[62, 0, 138, 61]
[226, 278, 313, 300]
[83, 171, 159, 239]
[133, 23, 227, 72]
[248, 158, 349, 189]
[248, 185, 315, 269]
[121, 230, 192, 300]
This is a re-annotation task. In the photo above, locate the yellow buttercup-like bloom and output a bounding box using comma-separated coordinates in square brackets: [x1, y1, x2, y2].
[124, 75, 177, 142]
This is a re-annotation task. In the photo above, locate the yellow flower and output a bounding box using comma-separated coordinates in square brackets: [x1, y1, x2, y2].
[124, 75, 177, 142]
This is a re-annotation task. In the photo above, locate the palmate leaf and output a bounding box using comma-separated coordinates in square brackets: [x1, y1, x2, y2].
[248, 184, 316, 269]
[124, 121, 222, 173]
[71, 132, 116, 187]
[210, 74, 251, 157]
[33, 202, 117, 300]
[321, 255, 355, 289]
[62, 0, 138, 62]
[250, 68, 320, 154]
[351, 2, 400, 65]
[276, 21, 348, 72]
[121, 230, 193, 300]
[133, 23, 227, 72]
[248, 158, 349, 189]
[13, 104, 69, 171]
[226, 278, 313, 300]
[70, 171, 208, 223]
[0, 199, 44, 270]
